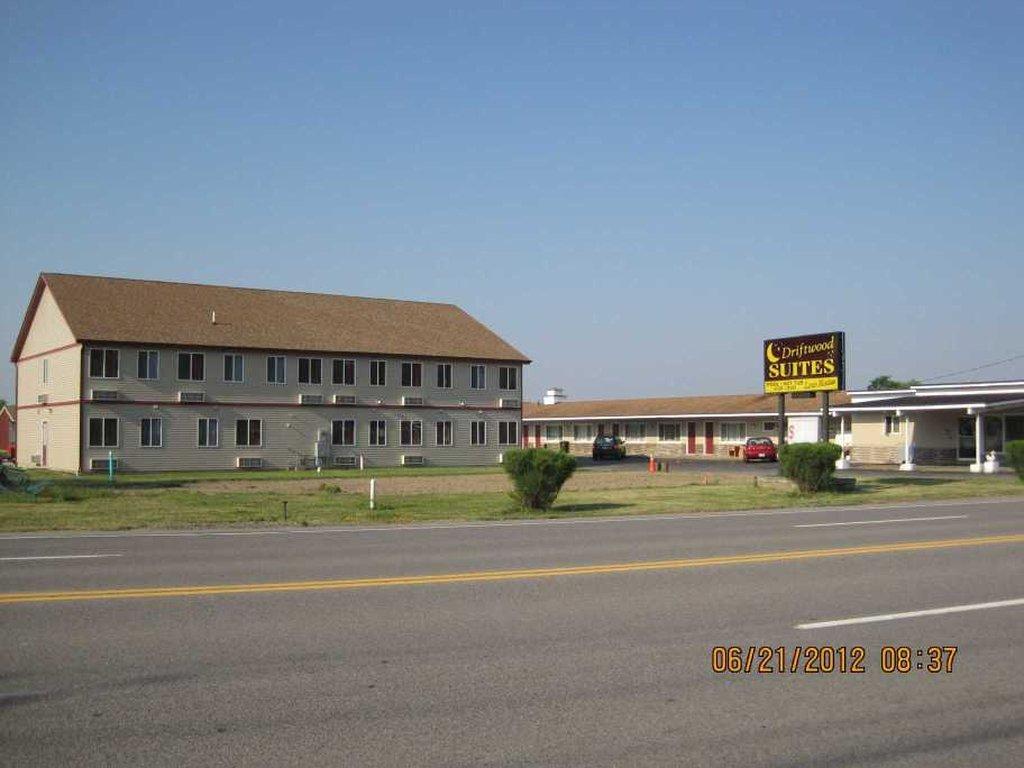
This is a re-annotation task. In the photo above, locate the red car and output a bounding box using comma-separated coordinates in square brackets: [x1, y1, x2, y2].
[742, 437, 777, 462]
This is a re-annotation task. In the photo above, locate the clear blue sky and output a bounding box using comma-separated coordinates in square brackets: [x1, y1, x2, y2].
[3, 1, 1023, 403]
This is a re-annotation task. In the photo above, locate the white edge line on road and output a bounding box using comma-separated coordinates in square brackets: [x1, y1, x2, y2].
[797, 598, 1024, 629]
[0, 554, 122, 562]
[0, 496, 1018, 541]
[794, 515, 968, 528]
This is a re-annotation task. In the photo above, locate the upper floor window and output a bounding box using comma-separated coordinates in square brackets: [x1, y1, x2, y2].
[140, 417, 163, 448]
[471, 420, 487, 445]
[137, 350, 159, 380]
[498, 421, 518, 445]
[88, 417, 118, 448]
[177, 352, 205, 381]
[236, 419, 262, 447]
[436, 363, 452, 389]
[298, 358, 322, 385]
[89, 349, 119, 379]
[267, 356, 286, 384]
[370, 360, 386, 387]
[332, 359, 355, 386]
[401, 362, 422, 387]
[400, 419, 422, 446]
[223, 354, 244, 383]
[498, 366, 518, 391]
[470, 365, 486, 390]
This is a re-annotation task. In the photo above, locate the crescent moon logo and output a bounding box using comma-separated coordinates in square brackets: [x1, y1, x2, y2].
[766, 342, 780, 363]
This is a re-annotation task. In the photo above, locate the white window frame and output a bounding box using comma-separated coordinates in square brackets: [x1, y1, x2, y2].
[89, 348, 120, 379]
[471, 420, 487, 446]
[88, 417, 119, 448]
[137, 350, 159, 380]
[198, 418, 219, 448]
[435, 420, 453, 446]
[370, 360, 387, 387]
[498, 366, 518, 391]
[573, 423, 594, 441]
[235, 418, 263, 447]
[266, 355, 286, 385]
[498, 421, 519, 446]
[298, 357, 323, 385]
[140, 417, 163, 448]
[719, 422, 747, 443]
[625, 422, 646, 440]
[369, 419, 387, 446]
[176, 352, 206, 382]
[884, 415, 901, 436]
[436, 363, 453, 389]
[544, 424, 563, 441]
[223, 353, 244, 383]
[331, 419, 356, 446]
[401, 361, 422, 388]
[400, 419, 423, 446]
[470, 365, 486, 390]
[658, 423, 681, 442]
[332, 358, 356, 386]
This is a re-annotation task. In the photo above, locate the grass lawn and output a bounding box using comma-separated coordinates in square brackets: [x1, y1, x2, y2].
[0, 467, 1021, 532]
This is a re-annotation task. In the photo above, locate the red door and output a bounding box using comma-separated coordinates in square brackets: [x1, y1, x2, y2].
[704, 422, 714, 455]
[687, 422, 697, 454]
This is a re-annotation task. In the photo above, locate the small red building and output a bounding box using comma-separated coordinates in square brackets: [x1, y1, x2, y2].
[0, 405, 15, 459]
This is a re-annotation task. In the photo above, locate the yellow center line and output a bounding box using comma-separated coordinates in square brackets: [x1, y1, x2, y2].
[2, 533, 1022, 605]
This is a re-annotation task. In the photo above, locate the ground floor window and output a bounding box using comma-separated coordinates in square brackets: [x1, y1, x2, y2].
[658, 423, 680, 441]
[1007, 416, 1024, 442]
[625, 422, 646, 440]
[236, 419, 262, 447]
[400, 420, 422, 446]
[332, 419, 355, 446]
[498, 421, 518, 445]
[545, 425, 562, 441]
[369, 420, 387, 446]
[198, 418, 219, 448]
[435, 421, 453, 446]
[884, 415, 901, 436]
[762, 421, 778, 432]
[471, 421, 486, 445]
[573, 423, 594, 441]
[140, 417, 163, 448]
[719, 422, 746, 442]
[88, 417, 118, 448]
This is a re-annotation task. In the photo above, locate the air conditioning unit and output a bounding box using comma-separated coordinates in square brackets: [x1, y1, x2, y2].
[91, 390, 119, 401]
[499, 398, 520, 408]
[402, 396, 424, 406]
[334, 394, 356, 405]
[401, 455, 425, 466]
[36, 394, 49, 404]
[90, 457, 118, 471]
[332, 455, 357, 468]
[179, 391, 205, 403]
[236, 457, 264, 469]
[299, 394, 324, 405]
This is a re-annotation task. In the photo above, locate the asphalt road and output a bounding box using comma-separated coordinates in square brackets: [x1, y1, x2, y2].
[2, 497, 1023, 767]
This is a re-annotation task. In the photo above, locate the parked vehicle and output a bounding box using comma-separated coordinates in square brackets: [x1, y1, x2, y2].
[742, 437, 777, 462]
[592, 435, 626, 460]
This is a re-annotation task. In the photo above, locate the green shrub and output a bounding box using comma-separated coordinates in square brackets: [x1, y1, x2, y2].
[502, 448, 577, 510]
[1006, 440, 1024, 482]
[778, 442, 843, 493]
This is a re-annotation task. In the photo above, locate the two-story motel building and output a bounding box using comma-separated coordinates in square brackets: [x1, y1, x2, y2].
[12, 274, 528, 473]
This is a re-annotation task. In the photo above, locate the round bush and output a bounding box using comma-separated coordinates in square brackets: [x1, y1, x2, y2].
[502, 448, 577, 510]
[778, 442, 843, 493]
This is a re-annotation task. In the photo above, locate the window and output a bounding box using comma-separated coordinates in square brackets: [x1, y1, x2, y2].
[498, 421, 518, 445]
[470, 365, 486, 389]
[332, 419, 355, 446]
[88, 417, 118, 447]
[177, 352, 205, 381]
[498, 366, 518, 391]
[471, 420, 487, 445]
[235, 419, 262, 447]
[545, 425, 563, 441]
[89, 348, 119, 378]
[41, 358, 51, 384]
[720, 422, 747, 442]
[400, 420, 422, 446]
[369, 420, 387, 446]
[221, 354, 244, 383]
[140, 418, 163, 448]
[137, 350, 159, 380]
[401, 362, 422, 388]
[436, 363, 452, 389]
[763, 421, 778, 432]
[370, 360, 386, 387]
[573, 423, 594, 441]
[435, 420, 453, 446]
[298, 358, 322, 384]
[658, 424, 681, 441]
[884, 415, 901, 436]
[267, 356, 286, 384]
[625, 422, 646, 440]
[198, 418, 219, 448]
[332, 359, 355, 386]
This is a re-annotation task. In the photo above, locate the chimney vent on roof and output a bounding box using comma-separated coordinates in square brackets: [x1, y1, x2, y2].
[543, 387, 566, 405]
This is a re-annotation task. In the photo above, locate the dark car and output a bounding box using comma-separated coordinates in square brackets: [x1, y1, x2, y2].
[592, 435, 626, 460]
[742, 437, 777, 462]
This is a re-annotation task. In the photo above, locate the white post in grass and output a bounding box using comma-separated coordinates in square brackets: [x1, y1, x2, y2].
[899, 412, 915, 471]
[835, 415, 851, 470]
[369, 478, 376, 510]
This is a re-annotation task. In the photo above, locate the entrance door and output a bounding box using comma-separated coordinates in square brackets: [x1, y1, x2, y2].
[687, 422, 697, 454]
[39, 421, 49, 467]
[704, 422, 714, 455]
[957, 418, 975, 460]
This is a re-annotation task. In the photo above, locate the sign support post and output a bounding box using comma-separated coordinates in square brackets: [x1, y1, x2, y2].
[820, 390, 830, 443]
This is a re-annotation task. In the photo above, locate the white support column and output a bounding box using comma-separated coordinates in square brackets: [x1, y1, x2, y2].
[899, 411, 915, 471]
[970, 412, 984, 473]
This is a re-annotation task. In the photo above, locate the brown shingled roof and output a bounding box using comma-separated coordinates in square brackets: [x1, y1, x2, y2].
[13, 273, 529, 362]
[523, 391, 850, 419]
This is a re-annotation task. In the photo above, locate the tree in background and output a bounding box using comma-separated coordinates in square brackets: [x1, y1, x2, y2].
[866, 375, 921, 391]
